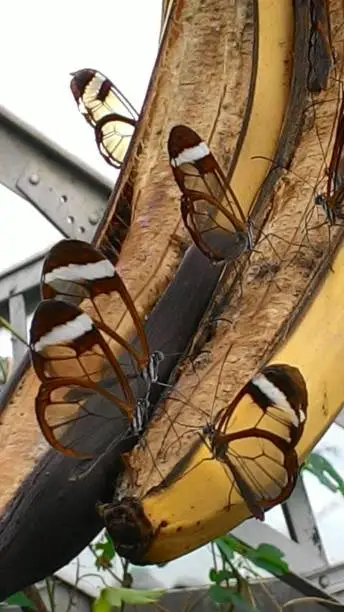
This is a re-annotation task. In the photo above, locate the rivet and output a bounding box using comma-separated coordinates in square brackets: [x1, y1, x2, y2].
[88, 211, 100, 225]
[29, 173, 40, 185]
[319, 575, 329, 588]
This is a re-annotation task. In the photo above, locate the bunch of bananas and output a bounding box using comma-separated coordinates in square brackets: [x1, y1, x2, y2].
[92, 0, 344, 565]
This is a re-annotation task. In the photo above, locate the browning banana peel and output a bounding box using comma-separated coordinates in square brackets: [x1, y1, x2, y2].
[105, 0, 344, 566]
[140, 238, 344, 563]
[129, 0, 298, 563]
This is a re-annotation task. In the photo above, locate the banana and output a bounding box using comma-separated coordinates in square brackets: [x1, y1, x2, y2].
[100, 362, 308, 563]
[2, 0, 334, 598]
[99, 0, 344, 565]
[108, 238, 344, 565]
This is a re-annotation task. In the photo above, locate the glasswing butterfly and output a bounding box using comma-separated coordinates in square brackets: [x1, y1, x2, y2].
[203, 363, 307, 519]
[29, 239, 163, 459]
[70, 68, 139, 168]
[168, 125, 253, 264]
[150, 363, 307, 521]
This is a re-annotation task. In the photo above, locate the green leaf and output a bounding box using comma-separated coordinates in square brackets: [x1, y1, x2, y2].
[6, 592, 35, 609]
[92, 593, 111, 612]
[255, 544, 283, 558]
[215, 536, 236, 561]
[303, 453, 344, 495]
[247, 543, 288, 575]
[209, 568, 234, 584]
[95, 534, 115, 558]
[94, 534, 116, 569]
[209, 584, 230, 604]
[215, 536, 288, 576]
[97, 587, 165, 608]
[227, 591, 259, 612]
[209, 586, 258, 611]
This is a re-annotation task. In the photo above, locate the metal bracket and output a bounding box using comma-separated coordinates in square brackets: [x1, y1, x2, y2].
[0, 251, 46, 305]
[335, 404, 344, 429]
[17, 165, 102, 241]
[233, 517, 326, 575]
[282, 477, 328, 564]
[0, 105, 112, 241]
[8, 294, 27, 367]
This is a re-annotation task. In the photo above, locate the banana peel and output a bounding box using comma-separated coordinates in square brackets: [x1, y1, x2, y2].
[102, 0, 344, 564]
[1, 0, 288, 599]
[123, 239, 344, 564]
[0, 0, 260, 513]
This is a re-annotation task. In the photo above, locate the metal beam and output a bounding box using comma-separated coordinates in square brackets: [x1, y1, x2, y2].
[8, 294, 27, 367]
[233, 518, 326, 575]
[335, 405, 344, 429]
[0, 105, 111, 241]
[0, 250, 46, 305]
[282, 477, 328, 564]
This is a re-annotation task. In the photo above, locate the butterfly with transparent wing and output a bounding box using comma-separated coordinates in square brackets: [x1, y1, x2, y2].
[205, 363, 307, 519]
[30, 299, 137, 458]
[70, 68, 139, 168]
[29, 239, 164, 459]
[41, 239, 164, 395]
[168, 125, 254, 264]
[153, 363, 307, 521]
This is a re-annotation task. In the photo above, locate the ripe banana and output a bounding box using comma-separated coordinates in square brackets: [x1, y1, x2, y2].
[99, 0, 344, 565]
[106, 238, 344, 565]
[100, 362, 308, 563]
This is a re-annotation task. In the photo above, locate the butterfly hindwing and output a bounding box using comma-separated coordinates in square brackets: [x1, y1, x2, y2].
[70, 68, 138, 167]
[95, 113, 137, 168]
[217, 428, 299, 519]
[35, 377, 130, 458]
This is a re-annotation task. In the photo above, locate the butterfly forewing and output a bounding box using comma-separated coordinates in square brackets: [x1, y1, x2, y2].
[216, 363, 307, 446]
[329, 95, 344, 192]
[315, 93, 344, 221]
[168, 125, 246, 222]
[40, 239, 150, 372]
[329, 96, 344, 214]
[70, 69, 138, 167]
[30, 299, 134, 406]
[95, 113, 137, 168]
[70, 69, 138, 127]
[168, 125, 248, 262]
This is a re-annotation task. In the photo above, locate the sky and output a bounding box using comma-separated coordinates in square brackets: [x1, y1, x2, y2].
[0, 0, 162, 272]
[1, 0, 344, 592]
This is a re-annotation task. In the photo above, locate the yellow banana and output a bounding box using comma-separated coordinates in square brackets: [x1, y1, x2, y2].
[100, 362, 307, 562]
[104, 237, 344, 564]
[99, 0, 344, 565]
